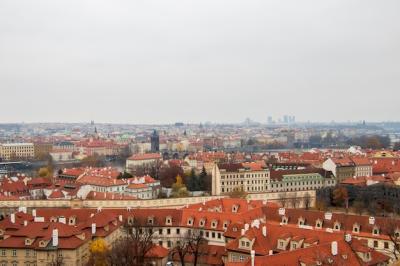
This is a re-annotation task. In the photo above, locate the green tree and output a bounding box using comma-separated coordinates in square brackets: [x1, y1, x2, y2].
[188, 168, 198, 191]
[198, 166, 207, 191]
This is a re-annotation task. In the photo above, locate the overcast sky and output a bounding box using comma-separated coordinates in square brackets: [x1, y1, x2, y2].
[0, 0, 399, 124]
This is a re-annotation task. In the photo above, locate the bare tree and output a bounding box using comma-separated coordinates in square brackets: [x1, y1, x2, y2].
[303, 192, 312, 210]
[171, 229, 208, 266]
[49, 251, 64, 266]
[278, 192, 288, 208]
[108, 218, 154, 266]
[381, 218, 400, 260]
[289, 193, 300, 208]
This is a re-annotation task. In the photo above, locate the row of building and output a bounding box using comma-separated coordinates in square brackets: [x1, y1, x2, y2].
[0, 198, 395, 266]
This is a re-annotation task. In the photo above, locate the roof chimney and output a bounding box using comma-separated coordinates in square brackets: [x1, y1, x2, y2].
[325, 212, 332, 220]
[10, 213, 15, 224]
[369, 217, 375, 225]
[59, 217, 66, 224]
[331, 241, 338, 256]
[91, 223, 96, 235]
[241, 229, 245, 236]
[244, 223, 249, 231]
[251, 250, 255, 266]
[262, 226, 267, 237]
[32, 209, 37, 217]
[52, 229, 59, 246]
[119, 215, 123, 222]
[24, 220, 28, 227]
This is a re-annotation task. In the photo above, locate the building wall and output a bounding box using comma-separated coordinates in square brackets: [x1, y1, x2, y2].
[126, 158, 159, 169]
[0, 192, 316, 209]
[270, 174, 336, 193]
[0, 143, 35, 160]
[354, 165, 373, 177]
[336, 166, 355, 181]
[322, 159, 337, 177]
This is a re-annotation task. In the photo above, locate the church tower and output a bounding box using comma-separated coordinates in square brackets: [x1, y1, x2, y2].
[151, 130, 160, 152]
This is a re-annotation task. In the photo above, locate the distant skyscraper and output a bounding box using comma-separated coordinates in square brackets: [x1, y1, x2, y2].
[283, 115, 289, 124]
[151, 130, 160, 152]
[267, 116, 273, 124]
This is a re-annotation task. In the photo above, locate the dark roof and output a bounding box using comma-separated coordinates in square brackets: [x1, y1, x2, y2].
[270, 168, 333, 181]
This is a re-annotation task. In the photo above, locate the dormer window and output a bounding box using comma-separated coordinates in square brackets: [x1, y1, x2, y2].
[128, 216, 134, 225]
[353, 223, 360, 233]
[50, 217, 57, 223]
[187, 217, 194, 226]
[199, 218, 206, 227]
[69, 216, 76, 225]
[233, 227, 238, 232]
[281, 216, 288, 225]
[211, 220, 218, 229]
[147, 216, 154, 225]
[365, 252, 371, 261]
[240, 239, 251, 249]
[232, 205, 239, 213]
[373, 227, 380, 235]
[315, 219, 323, 229]
[278, 240, 286, 250]
[165, 216, 172, 226]
[25, 238, 32, 246]
[333, 222, 341, 231]
[298, 218, 305, 226]
[223, 221, 229, 229]
[39, 241, 47, 248]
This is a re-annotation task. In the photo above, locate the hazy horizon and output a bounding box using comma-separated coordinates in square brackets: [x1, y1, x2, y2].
[1, 0, 399, 124]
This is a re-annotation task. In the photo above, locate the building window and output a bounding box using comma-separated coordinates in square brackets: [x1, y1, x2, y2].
[374, 241, 378, 248]
[176, 229, 180, 235]
[159, 229, 163, 235]
[1, 250, 5, 256]
[384, 242, 389, 249]
[12, 250, 16, 257]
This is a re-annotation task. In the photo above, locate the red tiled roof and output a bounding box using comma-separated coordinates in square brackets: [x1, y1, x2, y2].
[86, 191, 136, 200]
[127, 153, 162, 161]
[145, 245, 169, 258]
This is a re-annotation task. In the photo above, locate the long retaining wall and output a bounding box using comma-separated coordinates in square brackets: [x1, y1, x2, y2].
[0, 190, 315, 209]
